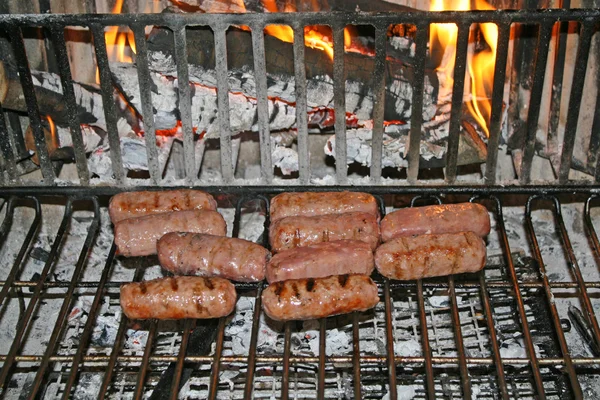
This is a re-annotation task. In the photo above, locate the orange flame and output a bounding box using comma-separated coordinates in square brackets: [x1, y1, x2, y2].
[46, 115, 56, 142]
[430, 0, 497, 137]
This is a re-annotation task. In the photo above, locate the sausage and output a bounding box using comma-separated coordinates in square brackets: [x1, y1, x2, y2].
[270, 191, 379, 222]
[114, 210, 226, 257]
[380, 203, 490, 242]
[158, 232, 269, 282]
[269, 212, 380, 253]
[261, 274, 379, 321]
[374, 231, 486, 280]
[120, 276, 236, 320]
[109, 190, 217, 223]
[266, 240, 374, 283]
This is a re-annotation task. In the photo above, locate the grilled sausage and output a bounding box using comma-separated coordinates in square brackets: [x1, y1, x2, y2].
[380, 202, 490, 242]
[109, 190, 217, 224]
[374, 231, 486, 280]
[269, 212, 380, 253]
[270, 191, 379, 222]
[261, 274, 379, 321]
[120, 276, 236, 320]
[114, 210, 226, 257]
[266, 240, 374, 283]
[158, 232, 269, 282]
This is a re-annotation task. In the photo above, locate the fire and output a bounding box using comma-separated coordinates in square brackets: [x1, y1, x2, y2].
[430, 0, 497, 137]
[46, 115, 56, 141]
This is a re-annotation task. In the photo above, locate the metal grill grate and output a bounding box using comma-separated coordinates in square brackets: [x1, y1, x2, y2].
[0, 188, 599, 399]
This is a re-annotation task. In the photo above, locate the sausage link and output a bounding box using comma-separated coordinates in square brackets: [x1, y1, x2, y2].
[109, 190, 217, 223]
[270, 191, 379, 222]
[266, 240, 374, 283]
[374, 231, 487, 280]
[120, 276, 236, 320]
[158, 232, 269, 282]
[380, 203, 490, 242]
[114, 210, 226, 257]
[269, 212, 380, 253]
[262, 274, 379, 321]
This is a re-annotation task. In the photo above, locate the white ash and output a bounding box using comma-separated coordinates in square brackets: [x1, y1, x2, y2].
[55, 124, 102, 153]
[271, 146, 299, 175]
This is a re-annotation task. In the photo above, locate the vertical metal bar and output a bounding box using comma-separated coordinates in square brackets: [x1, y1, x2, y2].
[591, 78, 600, 181]
[173, 27, 195, 185]
[558, 23, 594, 183]
[62, 243, 117, 399]
[8, 26, 55, 184]
[348, 312, 361, 398]
[251, 24, 273, 183]
[242, 284, 264, 400]
[133, 321, 159, 400]
[447, 276, 471, 398]
[444, 23, 470, 184]
[0, 197, 15, 243]
[281, 322, 292, 400]
[293, 24, 310, 183]
[132, 24, 160, 184]
[407, 25, 429, 183]
[317, 318, 327, 399]
[370, 26, 387, 183]
[383, 279, 397, 400]
[91, 24, 125, 184]
[169, 319, 195, 400]
[520, 22, 553, 184]
[0, 111, 19, 183]
[213, 24, 233, 182]
[485, 23, 511, 185]
[493, 196, 546, 399]
[0, 199, 72, 389]
[49, 26, 90, 185]
[525, 196, 582, 398]
[208, 317, 227, 399]
[417, 279, 435, 399]
[27, 198, 100, 399]
[333, 23, 347, 184]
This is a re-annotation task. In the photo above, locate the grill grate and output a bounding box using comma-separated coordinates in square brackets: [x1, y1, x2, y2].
[0, 189, 599, 398]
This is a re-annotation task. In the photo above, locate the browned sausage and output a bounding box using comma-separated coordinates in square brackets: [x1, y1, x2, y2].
[120, 276, 236, 320]
[114, 210, 226, 257]
[270, 191, 379, 222]
[158, 232, 269, 282]
[266, 240, 374, 283]
[380, 203, 490, 242]
[269, 212, 380, 253]
[261, 274, 379, 321]
[374, 232, 486, 280]
[109, 190, 217, 223]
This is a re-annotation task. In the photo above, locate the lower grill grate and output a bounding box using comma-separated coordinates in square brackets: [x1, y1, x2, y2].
[0, 189, 599, 399]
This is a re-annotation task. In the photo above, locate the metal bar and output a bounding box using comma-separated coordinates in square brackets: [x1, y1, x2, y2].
[27, 198, 100, 399]
[251, 24, 273, 183]
[447, 275, 471, 398]
[558, 23, 594, 183]
[169, 319, 195, 400]
[208, 317, 227, 399]
[352, 312, 362, 399]
[213, 24, 233, 182]
[370, 26, 387, 183]
[0, 111, 19, 183]
[242, 284, 264, 400]
[417, 279, 435, 399]
[444, 22, 470, 183]
[173, 27, 195, 184]
[519, 22, 553, 184]
[485, 23, 511, 185]
[493, 195, 546, 398]
[0, 197, 14, 243]
[383, 279, 397, 400]
[91, 24, 125, 184]
[133, 321, 159, 400]
[407, 25, 429, 183]
[97, 263, 146, 398]
[132, 24, 160, 184]
[281, 322, 292, 400]
[525, 196, 582, 398]
[293, 24, 310, 183]
[62, 243, 117, 400]
[317, 318, 327, 399]
[7, 26, 55, 184]
[49, 26, 90, 185]
[333, 23, 347, 184]
[0, 199, 72, 389]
